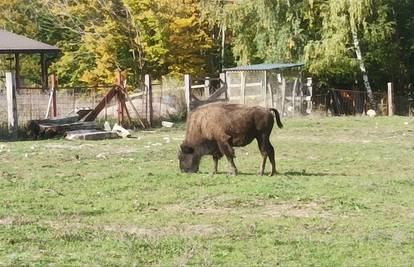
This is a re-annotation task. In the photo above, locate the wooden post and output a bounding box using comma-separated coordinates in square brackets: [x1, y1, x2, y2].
[292, 78, 298, 117]
[240, 71, 246, 104]
[221, 24, 226, 69]
[184, 74, 192, 113]
[15, 53, 20, 89]
[387, 82, 393, 116]
[307, 77, 313, 97]
[204, 77, 210, 100]
[116, 71, 124, 125]
[219, 72, 227, 101]
[145, 74, 153, 127]
[263, 71, 268, 106]
[281, 77, 286, 117]
[306, 77, 313, 114]
[6, 72, 18, 133]
[51, 74, 58, 117]
[41, 53, 48, 91]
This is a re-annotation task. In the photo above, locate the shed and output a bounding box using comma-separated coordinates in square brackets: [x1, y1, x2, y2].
[224, 63, 311, 116]
[0, 29, 60, 90]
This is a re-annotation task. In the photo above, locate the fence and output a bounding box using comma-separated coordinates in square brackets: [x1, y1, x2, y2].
[0, 76, 185, 134]
[312, 88, 413, 116]
[183, 74, 227, 112]
[2, 73, 413, 135]
[394, 95, 414, 116]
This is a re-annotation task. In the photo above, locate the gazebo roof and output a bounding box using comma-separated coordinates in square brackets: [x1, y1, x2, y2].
[224, 63, 304, 72]
[0, 29, 60, 54]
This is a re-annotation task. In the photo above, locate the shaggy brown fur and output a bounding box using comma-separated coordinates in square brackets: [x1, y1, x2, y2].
[178, 103, 283, 175]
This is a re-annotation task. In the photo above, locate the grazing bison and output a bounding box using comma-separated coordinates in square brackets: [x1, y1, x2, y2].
[178, 103, 283, 176]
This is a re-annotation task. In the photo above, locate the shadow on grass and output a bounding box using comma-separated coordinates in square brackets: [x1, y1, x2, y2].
[282, 170, 349, 177]
[198, 170, 349, 177]
[191, 170, 348, 177]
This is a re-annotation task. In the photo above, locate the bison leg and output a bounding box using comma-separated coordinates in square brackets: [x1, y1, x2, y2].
[257, 137, 267, 176]
[257, 135, 277, 176]
[212, 154, 222, 174]
[259, 156, 267, 176]
[267, 142, 277, 176]
[217, 138, 237, 176]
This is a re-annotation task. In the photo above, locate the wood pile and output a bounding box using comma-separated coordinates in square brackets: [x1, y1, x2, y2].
[27, 115, 132, 141]
[27, 115, 98, 139]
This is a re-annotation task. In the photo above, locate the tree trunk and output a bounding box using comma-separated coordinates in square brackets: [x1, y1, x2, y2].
[351, 28, 376, 109]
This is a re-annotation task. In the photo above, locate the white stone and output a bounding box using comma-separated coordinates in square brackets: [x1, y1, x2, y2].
[367, 109, 376, 117]
[112, 123, 131, 138]
[162, 121, 174, 128]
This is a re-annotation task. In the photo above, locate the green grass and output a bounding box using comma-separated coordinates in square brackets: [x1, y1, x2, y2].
[1, 116, 414, 266]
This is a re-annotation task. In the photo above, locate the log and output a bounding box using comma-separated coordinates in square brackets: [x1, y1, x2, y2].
[36, 115, 80, 125]
[27, 118, 97, 139]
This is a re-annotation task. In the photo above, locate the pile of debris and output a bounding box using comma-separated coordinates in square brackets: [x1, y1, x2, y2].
[27, 114, 93, 139]
[27, 111, 132, 141]
[65, 123, 131, 141]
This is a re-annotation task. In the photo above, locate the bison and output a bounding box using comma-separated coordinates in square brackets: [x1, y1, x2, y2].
[178, 103, 283, 176]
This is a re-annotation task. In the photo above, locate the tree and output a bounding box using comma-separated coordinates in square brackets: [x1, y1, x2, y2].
[305, 0, 395, 107]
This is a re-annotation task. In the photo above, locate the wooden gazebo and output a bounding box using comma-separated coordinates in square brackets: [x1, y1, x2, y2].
[0, 29, 60, 90]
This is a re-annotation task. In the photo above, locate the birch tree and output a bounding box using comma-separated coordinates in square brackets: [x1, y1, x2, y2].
[305, 0, 394, 106]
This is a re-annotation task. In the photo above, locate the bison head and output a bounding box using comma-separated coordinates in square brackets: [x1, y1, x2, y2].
[178, 144, 201, 173]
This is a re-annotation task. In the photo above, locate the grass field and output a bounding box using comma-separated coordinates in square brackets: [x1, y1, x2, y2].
[1, 116, 414, 266]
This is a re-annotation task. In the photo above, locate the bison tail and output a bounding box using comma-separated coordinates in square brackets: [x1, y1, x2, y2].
[270, 108, 283, 128]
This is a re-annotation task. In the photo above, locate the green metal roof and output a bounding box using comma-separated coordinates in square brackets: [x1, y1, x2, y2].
[224, 63, 304, 72]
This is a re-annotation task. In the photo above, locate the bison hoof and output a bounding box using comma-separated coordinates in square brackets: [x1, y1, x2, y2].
[228, 169, 237, 176]
[269, 170, 278, 176]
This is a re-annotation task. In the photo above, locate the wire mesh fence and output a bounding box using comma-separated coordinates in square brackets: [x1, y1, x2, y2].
[2, 81, 412, 136]
[0, 83, 185, 133]
[312, 89, 388, 116]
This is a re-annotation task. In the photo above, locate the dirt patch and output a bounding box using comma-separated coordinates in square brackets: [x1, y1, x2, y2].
[0, 216, 35, 226]
[164, 204, 233, 216]
[164, 200, 327, 219]
[256, 202, 327, 218]
[44, 217, 216, 238]
[102, 223, 216, 237]
[46, 219, 85, 233]
[0, 217, 13, 225]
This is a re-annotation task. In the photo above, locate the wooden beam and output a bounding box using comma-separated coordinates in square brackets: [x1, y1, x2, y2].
[6, 72, 18, 133]
[51, 74, 58, 117]
[121, 90, 146, 128]
[264, 71, 267, 107]
[41, 53, 48, 91]
[15, 53, 20, 89]
[241, 71, 246, 104]
[204, 77, 210, 100]
[145, 74, 153, 126]
[116, 71, 124, 125]
[292, 78, 298, 117]
[184, 74, 192, 113]
[281, 77, 286, 117]
[388, 82, 393, 116]
[83, 86, 119, 122]
[219, 73, 227, 100]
